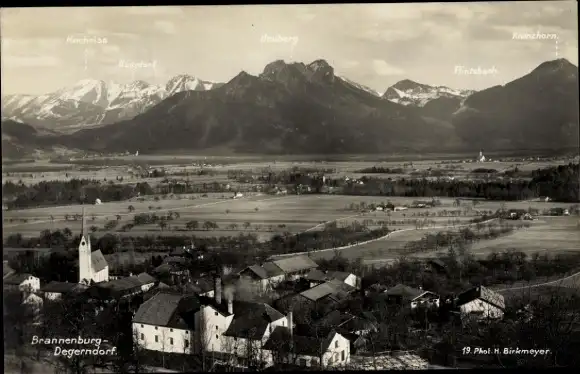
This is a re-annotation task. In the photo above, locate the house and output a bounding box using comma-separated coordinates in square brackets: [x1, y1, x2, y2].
[304, 269, 360, 289]
[384, 284, 440, 309]
[270, 256, 319, 280]
[311, 310, 377, 351]
[394, 206, 408, 212]
[132, 291, 198, 354]
[133, 276, 289, 362]
[276, 279, 356, 314]
[426, 259, 448, 274]
[40, 281, 88, 300]
[455, 285, 505, 320]
[3, 273, 41, 293]
[238, 263, 285, 291]
[187, 277, 215, 297]
[88, 275, 147, 301]
[262, 322, 351, 368]
[3, 260, 15, 279]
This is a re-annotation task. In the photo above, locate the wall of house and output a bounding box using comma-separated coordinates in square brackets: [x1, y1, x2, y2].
[18, 276, 40, 292]
[196, 305, 234, 353]
[141, 283, 155, 292]
[344, 274, 358, 288]
[92, 267, 109, 283]
[132, 323, 193, 354]
[322, 333, 351, 367]
[221, 317, 287, 361]
[460, 299, 504, 319]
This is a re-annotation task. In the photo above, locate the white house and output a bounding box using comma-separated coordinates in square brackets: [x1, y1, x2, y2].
[238, 263, 286, 291]
[456, 285, 505, 320]
[136, 273, 157, 292]
[394, 206, 408, 212]
[3, 273, 40, 293]
[262, 316, 351, 368]
[133, 292, 197, 354]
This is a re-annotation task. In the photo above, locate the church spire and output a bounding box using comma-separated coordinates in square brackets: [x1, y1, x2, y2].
[81, 206, 87, 238]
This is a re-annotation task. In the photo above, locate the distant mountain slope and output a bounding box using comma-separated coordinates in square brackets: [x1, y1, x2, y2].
[58, 59, 456, 154]
[1, 75, 222, 132]
[452, 58, 579, 150]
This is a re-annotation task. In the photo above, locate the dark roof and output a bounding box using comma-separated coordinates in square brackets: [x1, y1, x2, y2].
[240, 265, 269, 280]
[223, 303, 285, 340]
[262, 262, 285, 277]
[93, 276, 143, 292]
[157, 282, 170, 289]
[272, 256, 318, 274]
[133, 291, 201, 328]
[163, 256, 189, 265]
[385, 284, 426, 300]
[456, 285, 505, 310]
[305, 269, 354, 283]
[137, 272, 156, 285]
[263, 326, 338, 357]
[189, 277, 214, 293]
[91, 250, 108, 273]
[41, 281, 85, 294]
[4, 273, 35, 285]
[300, 279, 355, 302]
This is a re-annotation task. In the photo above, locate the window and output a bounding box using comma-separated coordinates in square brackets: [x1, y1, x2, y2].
[328, 357, 333, 365]
[155, 326, 158, 330]
[215, 312, 218, 316]
[215, 334, 218, 339]
[185, 331, 189, 334]
[299, 358, 307, 367]
[170, 338, 173, 345]
[341, 350, 345, 361]
[335, 341, 339, 348]
[184, 340, 189, 348]
[155, 335, 158, 343]
[170, 328, 173, 332]
[141, 324, 144, 328]
[140, 333, 144, 340]
[216, 326, 218, 330]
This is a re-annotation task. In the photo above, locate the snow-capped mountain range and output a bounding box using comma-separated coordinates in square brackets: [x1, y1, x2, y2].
[1, 75, 223, 132]
[382, 79, 475, 107]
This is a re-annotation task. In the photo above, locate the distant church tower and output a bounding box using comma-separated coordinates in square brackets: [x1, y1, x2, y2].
[478, 150, 486, 162]
[78, 207, 93, 284]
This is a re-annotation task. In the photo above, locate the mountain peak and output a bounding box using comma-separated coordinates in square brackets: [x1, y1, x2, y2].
[532, 58, 577, 74]
[308, 59, 331, 71]
[392, 79, 427, 91]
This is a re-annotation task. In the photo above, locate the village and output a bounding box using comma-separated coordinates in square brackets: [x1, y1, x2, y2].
[3, 206, 523, 373]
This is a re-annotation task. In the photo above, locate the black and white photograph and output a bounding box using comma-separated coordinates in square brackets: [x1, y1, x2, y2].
[1, 2, 579, 372]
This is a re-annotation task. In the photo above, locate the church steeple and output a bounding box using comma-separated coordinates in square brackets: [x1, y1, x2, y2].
[78, 206, 92, 284]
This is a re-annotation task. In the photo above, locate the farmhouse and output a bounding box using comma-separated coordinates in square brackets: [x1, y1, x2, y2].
[3, 273, 41, 293]
[88, 275, 150, 301]
[456, 285, 505, 320]
[304, 269, 360, 289]
[40, 281, 88, 300]
[263, 323, 351, 368]
[276, 279, 357, 314]
[384, 284, 440, 309]
[187, 277, 215, 297]
[240, 256, 319, 291]
[133, 277, 290, 361]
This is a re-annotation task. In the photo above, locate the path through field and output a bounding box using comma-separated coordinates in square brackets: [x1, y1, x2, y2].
[494, 271, 580, 293]
[270, 217, 499, 260]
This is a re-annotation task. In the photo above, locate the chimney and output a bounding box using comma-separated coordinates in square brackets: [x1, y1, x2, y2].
[214, 276, 222, 305]
[287, 311, 293, 337]
[227, 298, 233, 314]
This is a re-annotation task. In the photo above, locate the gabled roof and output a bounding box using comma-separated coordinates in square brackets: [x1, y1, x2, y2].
[91, 250, 108, 273]
[188, 277, 214, 294]
[327, 271, 353, 282]
[223, 303, 285, 340]
[263, 326, 339, 357]
[272, 256, 318, 274]
[262, 262, 285, 277]
[240, 265, 269, 280]
[304, 269, 328, 282]
[456, 285, 505, 310]
[4, 273, 35, 285]
[385, 284, 426, 301]
[300, 279, 355, 302]
[93, 276, 143, 293]
[133, 291, 200, 327]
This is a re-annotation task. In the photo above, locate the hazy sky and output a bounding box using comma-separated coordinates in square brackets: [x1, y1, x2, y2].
[1, 2, 577, 95]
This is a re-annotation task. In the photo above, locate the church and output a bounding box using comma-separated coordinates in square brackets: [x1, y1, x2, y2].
[78, 208, 109, 284]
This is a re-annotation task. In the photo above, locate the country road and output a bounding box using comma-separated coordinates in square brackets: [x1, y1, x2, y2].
[270, 217, 499, 259]
[494, 270, 580, 293]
